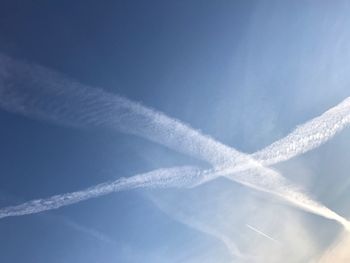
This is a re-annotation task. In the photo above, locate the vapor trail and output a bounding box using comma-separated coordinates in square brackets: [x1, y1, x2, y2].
[195, 96, 350, 186]
[212, 167, 350, 231]
[1, 164, 349, 230]
[0, 166, 201, 219]
[2, 53, 349, 176]
[0, 53, 242, 166]
[0, 54, 349, 230]
[246, 224, 279, 244]
[252, 96, 350, 166]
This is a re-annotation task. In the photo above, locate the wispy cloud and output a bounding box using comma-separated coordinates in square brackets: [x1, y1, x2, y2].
[150, 195, 249, 260]
[0, 54, 350, 258]
[0, 166, 201, 219]
[0, 189, 117, 246]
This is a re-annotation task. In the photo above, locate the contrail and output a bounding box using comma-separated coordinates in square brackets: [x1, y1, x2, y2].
[195, 96, 350, 186]
[2, 51, 348, 172]
[213, 166, 350, 231]
[0, 166, 201, 219]
[0, 53, 242, 167]
[1, 164, 349, 229]
[252, 96, 350, 166]
[149, 195, 249, 260]
[246, 224, 279, 244]
[0, 53, 349, 231]
[2, 53, 349, 178]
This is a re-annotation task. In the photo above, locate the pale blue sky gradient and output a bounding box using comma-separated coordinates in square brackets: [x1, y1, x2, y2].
[1, 1, 350, 262]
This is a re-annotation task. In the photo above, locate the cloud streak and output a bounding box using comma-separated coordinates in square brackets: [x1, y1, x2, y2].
[0, 189, 117, 245]
[252, 96, 350, 166]
[0, 53, 241, 166]
[0, 53, 349, 231]
[0, 166, 201, 219]
[150, 195, 249, 260]
[246, 224, 279, 244]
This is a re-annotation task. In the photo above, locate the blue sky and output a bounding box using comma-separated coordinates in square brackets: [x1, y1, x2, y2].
[1, 1, 350, 262]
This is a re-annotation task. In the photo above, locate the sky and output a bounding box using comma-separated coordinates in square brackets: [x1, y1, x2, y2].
[0, 1, 350, 262]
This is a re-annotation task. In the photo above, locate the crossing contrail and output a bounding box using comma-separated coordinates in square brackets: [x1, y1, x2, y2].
[0, 53, 349, 231]
[1, 164, 349, 229]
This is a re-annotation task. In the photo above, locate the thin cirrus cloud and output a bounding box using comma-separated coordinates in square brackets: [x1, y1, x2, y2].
[0, 54, 350, 250]
[149, 195, 249, 260]
[0, 188, 118, 246]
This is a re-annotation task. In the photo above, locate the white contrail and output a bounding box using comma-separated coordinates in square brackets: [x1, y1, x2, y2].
[0, 53, 242, 167]
[1, 164, 349, 229]
[0, 54, 350, 171]
[194, 96, 350, 186]
[252, 96, 350, 166]
[0, 53, 349, 231]
[246, 224, 279, 244]
[2, 52, 349, 170]
[0, 166, 201, 219]
[2, 53, 349, 178]
[213, 167, 350, 231]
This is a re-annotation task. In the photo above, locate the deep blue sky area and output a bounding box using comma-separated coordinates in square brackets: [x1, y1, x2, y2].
[1, 1, 350, 262]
